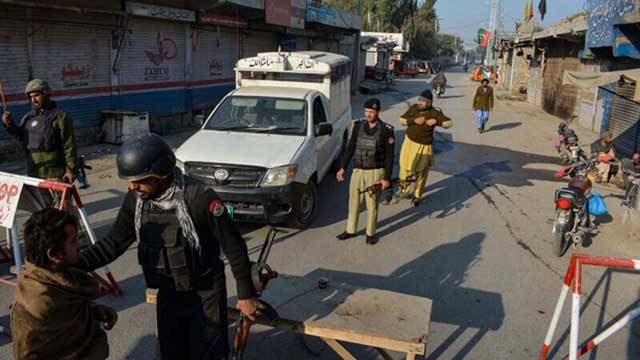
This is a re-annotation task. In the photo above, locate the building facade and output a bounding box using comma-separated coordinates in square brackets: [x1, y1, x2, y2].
[0, 0, 360, 156]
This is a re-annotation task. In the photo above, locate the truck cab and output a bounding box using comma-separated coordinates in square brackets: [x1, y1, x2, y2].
[175, 51, 352, 228]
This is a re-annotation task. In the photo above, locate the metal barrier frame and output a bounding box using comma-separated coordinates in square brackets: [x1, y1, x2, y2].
[0, 172, 122, 298]
[539, 253, 640, 360]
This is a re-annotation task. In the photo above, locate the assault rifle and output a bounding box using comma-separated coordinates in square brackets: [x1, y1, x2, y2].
[231, 223, 279, 360]
[358, 175, 417, 200]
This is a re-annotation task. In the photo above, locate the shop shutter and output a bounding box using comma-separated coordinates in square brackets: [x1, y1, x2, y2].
[116, 18, 187, 116]
[30, 20, 112, 129]
[0, 18, 30, 140]
[190, 26, 239, 110]
[242, 30, 278, 57]
[608, 81, 640, 158]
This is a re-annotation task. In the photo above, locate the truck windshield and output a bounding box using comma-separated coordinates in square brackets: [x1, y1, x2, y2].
[205, 96, 307, 135]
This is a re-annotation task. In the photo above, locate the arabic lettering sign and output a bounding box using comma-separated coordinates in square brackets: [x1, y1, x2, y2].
[290, 0, 306, 29]
[0, 176, 24, 228]
[199, 12, 248, 28]
[126, 1, 195, 22]
[61, 63, 91, 88]
[306, 5, 337, 26]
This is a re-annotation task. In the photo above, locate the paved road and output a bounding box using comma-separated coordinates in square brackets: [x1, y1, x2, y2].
[2, 69, 639, 359]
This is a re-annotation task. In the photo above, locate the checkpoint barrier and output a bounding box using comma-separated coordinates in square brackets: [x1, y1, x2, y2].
[0, 172, 122, 298]
[539, 253, 640, 360]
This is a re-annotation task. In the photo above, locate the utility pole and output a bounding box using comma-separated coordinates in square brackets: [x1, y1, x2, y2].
[352, 0, 363, 94]
[485, 0, 499, 66]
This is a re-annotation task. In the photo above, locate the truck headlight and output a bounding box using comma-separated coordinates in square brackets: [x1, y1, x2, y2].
[261, 165, 297, 187]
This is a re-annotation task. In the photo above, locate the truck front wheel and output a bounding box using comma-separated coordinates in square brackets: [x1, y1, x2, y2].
[287, 181, 318, 229]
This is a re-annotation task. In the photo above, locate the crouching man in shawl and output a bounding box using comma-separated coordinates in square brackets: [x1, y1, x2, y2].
[11, 208, 117, 360]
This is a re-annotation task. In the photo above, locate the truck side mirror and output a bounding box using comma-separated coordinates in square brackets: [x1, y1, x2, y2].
[315, 123, 333, 137]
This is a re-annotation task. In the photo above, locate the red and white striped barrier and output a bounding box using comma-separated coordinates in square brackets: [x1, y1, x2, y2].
[539, 254, 640, 360]
[0, 172, 122, 297]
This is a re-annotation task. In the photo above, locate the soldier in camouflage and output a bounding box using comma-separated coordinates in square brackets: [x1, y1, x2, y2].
[2, 79, 76, 183]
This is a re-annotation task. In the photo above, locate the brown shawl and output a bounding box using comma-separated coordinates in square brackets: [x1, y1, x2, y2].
[11, 262, 109, 360]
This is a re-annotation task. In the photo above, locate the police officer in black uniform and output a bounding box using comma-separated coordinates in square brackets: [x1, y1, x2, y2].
[336, 98, 394, 245]
[77, 134, 262, 360]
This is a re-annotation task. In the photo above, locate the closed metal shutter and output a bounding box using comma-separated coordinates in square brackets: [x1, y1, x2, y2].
[542, 57, 579, 118]
[30, 20, 112, 128]
[191, 26, 238, 110]
[608, 81, 640, 158]
[242, 30, 277, 57]
[0, 18, 30, 141]
[116, 18, 187, 116]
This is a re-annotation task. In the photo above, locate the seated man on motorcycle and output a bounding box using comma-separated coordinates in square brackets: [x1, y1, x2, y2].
[621, 153, 640, 200]
[431, 72, 447, 97]
[590, 132, 616, 183]
[563, 133, 588, 164]
[556, 123, 575, 162]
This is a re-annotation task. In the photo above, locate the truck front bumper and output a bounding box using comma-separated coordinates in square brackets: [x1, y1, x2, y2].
[211, 184, 295, 224]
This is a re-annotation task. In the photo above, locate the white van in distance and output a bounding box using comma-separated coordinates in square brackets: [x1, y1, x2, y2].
[175, 51, 352, 228]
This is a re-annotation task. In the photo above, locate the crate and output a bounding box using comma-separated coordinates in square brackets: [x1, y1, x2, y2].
[102, 110, 149, 144]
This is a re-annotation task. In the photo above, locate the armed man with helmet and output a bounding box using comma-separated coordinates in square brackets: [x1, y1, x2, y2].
[76, 133, 263, 360]
[2, 79, 76, 185]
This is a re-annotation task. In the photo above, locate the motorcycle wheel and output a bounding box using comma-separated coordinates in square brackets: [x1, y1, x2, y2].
[552, 209, 573, 257]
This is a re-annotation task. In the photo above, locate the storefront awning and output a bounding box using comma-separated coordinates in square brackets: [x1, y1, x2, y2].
[563, 69, 640, 101]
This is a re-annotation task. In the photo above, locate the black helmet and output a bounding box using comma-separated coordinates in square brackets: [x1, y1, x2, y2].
[558, 122, 568, 131]
[117, 133, 176, 181]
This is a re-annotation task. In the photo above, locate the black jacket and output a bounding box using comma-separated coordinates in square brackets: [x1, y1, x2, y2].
[78, 178, 255, 299]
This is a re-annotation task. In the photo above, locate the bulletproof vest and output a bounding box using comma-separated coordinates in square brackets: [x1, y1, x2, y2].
[24, 106, 63, 152]
[353, 120, 384, 169]
[137, 203, 197, 292]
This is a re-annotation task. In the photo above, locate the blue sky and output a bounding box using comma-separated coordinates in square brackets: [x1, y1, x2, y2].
[435, 0, 587, 47]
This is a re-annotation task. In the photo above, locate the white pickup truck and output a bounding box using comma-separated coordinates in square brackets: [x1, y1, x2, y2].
[175, 51, 352, 228]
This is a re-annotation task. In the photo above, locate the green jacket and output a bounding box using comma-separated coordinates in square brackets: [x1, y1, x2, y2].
[472, 86, 494, 111]
[3, 102, 76, 179]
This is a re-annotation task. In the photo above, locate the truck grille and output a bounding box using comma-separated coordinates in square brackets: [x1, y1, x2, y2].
[185, 163, 266, 188]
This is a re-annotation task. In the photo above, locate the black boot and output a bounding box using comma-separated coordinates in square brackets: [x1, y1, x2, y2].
[336, 232, 356, 241]
[366, 235, 379, 245]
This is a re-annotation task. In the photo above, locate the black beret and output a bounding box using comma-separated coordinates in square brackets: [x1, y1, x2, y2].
[420, 89, 433, 100]
[364, 98, 381, 110]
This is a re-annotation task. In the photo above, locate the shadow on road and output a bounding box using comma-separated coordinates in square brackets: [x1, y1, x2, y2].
[125, 334, 157, 359]
[225, 232, 502, 359]
[301, 232, 504, 359]
[546, 269, 640, 360]
[485, 122, 522, 132]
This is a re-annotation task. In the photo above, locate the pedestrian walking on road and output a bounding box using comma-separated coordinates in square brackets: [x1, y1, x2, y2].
[397, 90, 453, 206]
[473, 78, 494, 133]
[336, 98, 395, 245]
[1, 79, 77, 183]
[76, 134, 263, 360]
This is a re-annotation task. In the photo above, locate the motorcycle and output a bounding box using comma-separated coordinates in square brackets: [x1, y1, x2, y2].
[434, 84, 445, 98]
[623, 172, 640, 211]
[552, 157, 603, 257]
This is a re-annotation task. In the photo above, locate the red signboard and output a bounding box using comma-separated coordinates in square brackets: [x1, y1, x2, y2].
[266, 0, 291, 27]
[480, 31, 491, 48]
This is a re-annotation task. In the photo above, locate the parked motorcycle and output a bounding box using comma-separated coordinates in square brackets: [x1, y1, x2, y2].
[623, 172, 640, 210]
[552, 157, 602, 257]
